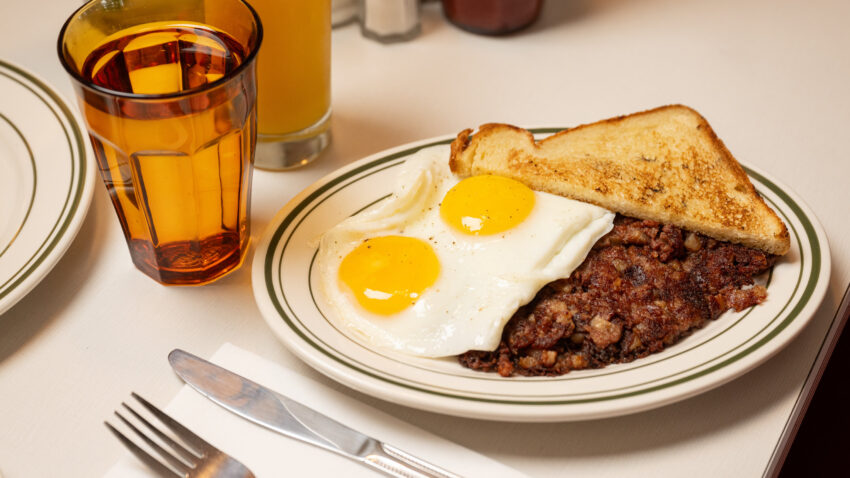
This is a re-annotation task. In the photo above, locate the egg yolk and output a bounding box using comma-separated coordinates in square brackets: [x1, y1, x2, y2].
[338, 236, 440, 315]
[440, 175, 535, 235]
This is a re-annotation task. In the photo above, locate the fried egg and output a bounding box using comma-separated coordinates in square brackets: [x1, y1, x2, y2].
[317, 145, 615, 357]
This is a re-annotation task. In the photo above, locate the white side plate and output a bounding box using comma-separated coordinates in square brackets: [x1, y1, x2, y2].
[0, 60, 95, 315]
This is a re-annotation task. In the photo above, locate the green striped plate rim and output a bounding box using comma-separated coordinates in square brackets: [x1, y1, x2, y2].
[256, 134, 828, 419]
[0, 60, 93, 315]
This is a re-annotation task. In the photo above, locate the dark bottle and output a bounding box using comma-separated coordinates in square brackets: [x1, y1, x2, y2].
[441, 0, 543, 36]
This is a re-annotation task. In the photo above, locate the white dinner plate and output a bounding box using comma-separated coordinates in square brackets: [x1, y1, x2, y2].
[0, 60, 94, 316]
[252, 132, 830, 422]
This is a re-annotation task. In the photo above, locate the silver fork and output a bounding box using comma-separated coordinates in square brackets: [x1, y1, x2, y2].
[105, 392, 254, 478]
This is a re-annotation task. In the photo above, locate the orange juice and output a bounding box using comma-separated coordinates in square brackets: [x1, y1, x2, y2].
[252, 0, 331, 135]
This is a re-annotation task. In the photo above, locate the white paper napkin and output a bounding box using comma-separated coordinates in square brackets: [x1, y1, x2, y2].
[105, 343, 526, 477]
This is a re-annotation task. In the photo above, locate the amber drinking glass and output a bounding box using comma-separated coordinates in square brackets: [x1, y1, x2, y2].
[58, 0, 262, 285]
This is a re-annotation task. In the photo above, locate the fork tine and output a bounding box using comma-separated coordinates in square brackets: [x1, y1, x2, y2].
[132, 391, 216, 454]
[104, 421, 180, 478]
[122, 402, 198, 463]
[115, 410, 192, 474]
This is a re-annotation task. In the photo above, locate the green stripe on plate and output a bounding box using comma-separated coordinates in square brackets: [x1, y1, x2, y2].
[0, 61, 88, 301]
[0, 112, 37, 258]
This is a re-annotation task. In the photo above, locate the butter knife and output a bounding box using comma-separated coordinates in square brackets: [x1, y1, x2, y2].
[168, 349, 462, 478]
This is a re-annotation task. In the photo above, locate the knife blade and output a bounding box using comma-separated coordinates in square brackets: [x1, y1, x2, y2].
[168, 349, 462, 478]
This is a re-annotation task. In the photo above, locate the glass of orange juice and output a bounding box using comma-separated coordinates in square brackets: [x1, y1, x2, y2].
[251, 0, 332, 170]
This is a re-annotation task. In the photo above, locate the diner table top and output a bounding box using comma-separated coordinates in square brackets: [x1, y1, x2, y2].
[1, 0, 848, 476]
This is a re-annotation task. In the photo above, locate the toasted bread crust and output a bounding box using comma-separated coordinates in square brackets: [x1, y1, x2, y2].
[449, 105, 790, 255]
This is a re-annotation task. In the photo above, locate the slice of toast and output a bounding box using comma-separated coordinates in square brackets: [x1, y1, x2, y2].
[449, 105, 790, 255]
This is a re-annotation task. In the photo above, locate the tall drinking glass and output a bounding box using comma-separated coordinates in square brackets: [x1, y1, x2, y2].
[58, 0, 263, 285]
[251, 0, 332, 170]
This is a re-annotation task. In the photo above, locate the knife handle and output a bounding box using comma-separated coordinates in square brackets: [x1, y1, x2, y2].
[362, 442, 463, 478]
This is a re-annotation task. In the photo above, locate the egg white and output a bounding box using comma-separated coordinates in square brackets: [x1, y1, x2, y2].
[317, 145, 615, 357]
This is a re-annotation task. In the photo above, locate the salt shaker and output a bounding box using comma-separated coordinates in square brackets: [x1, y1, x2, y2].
[360, 0, 421, 43]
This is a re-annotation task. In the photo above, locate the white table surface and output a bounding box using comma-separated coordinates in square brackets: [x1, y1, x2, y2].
[1, 0, 849, 476]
